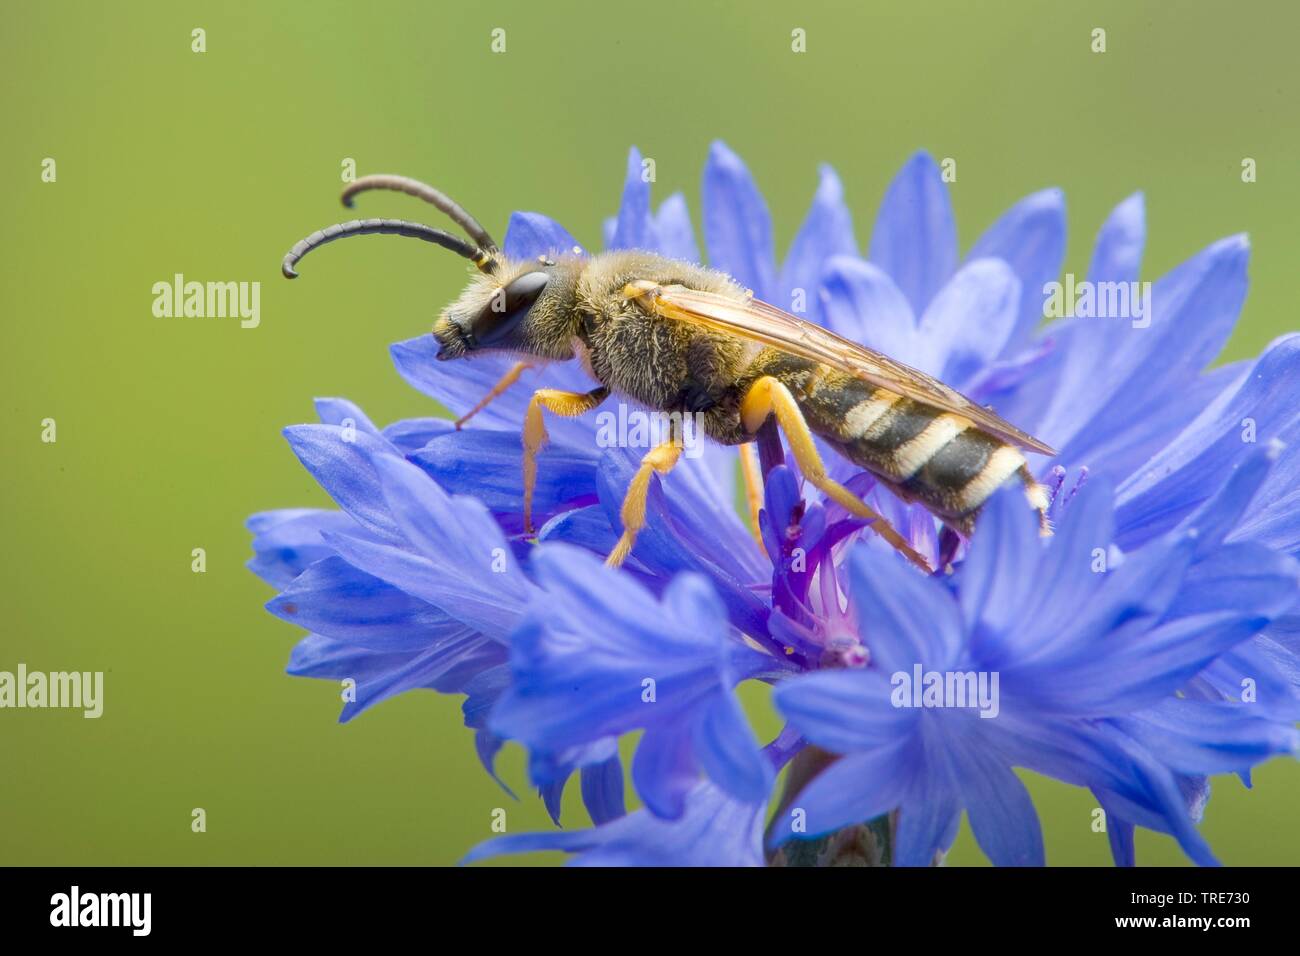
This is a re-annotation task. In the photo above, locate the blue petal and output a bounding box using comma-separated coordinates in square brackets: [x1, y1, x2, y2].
[516, 549, 763, 711]
[1024, 599, 1282, 717]
[1087, 193, 1145, 285]
[691, 692, 774, 804]
[609, 147, 652, 251]
[464, 827, 601, 864]
[967, 187, 1066, 352]
[918, 258, 1021, 387]
[1092, 729, 1221, 866]
[1112, 698, 1299, 777]
[313, 397, 387, 442]
[268, 555, 470, 651]
[389, 335, 599, 445]
[463, 665, 511, 731]
[1066, 363, 1244, 491]
[1058, 235, 1250, 471]
[588, 451, 771, 636]
[818, 255, 916, 359]
[580, 757, 627, 824]
[474, 729, 519, 799]
[632, 725, 698, 819]
[773, 668, 916, 753]
[539, 776, 567, 825]
[848, 543, 964, 672]
[651, 193, 700, 263]
[1199, 641, 1300, 719]
[596, 449, 764, 580]
[1233, 440, 1300, 555]
[283, 425, 407, 543]
[995, 713, 1219, 868]
[1115, 334, 1300, 547]
[491, 547, 769, 808]
[947, 726, 1045, 866]
[867, 152, 958, 317]
[1097, 795, 1136, 866]
[287, 631, 503, 723]
[779, 164, 857, 322]
[541, 498, 767, 647]
[526, 737, 619, 793]
[380, 417, 455, 454]
[365, 452, 535, 638]
[408, 428, 599, 524]
[1165, 541, 1300, 622]
[959, 484, 1050, 657]
[893, 768, 961, 867]
[702, 141, 775, 299]
[464, 781, 766, 866]
[1004, 538, 1232, 713]
[503, 211, 583, 260]
[246, 508, 361, 588]
[1019, 193, 1145, 452]
[767, 741, 913, 847]
[976, 480, 1110, 669]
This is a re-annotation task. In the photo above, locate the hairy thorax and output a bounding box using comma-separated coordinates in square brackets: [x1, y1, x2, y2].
[574, 251, 765, 444]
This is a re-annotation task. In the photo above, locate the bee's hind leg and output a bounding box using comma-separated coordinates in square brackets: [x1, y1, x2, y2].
[739, 442, 768, 554]
[522, 386, 609, 533]
[1018, 464, 1053, 537]
[740, 375, 932, 574]
[606, 430, 684, 569]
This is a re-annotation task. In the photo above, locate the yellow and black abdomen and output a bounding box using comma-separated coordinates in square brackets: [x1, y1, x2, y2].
[798, 369, 1043, 534]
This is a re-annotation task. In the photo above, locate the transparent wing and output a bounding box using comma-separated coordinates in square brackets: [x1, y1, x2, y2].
[629, 281, 1055, 455]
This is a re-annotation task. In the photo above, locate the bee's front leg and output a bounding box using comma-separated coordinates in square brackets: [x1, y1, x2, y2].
[522, 386, 609, 533]
[456, 360, 535, 429]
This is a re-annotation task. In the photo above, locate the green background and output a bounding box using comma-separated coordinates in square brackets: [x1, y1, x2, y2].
[3, 0, 1297, 866]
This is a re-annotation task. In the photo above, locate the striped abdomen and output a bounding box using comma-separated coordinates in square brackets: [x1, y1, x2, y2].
[800, 373, 1046, 534]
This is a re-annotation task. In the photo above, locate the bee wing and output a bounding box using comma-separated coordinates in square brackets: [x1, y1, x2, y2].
[636, 282, 1056, 455]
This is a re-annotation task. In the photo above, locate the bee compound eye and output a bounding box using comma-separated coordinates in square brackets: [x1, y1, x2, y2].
[502, 270, 549, 310]
[470, 270, 550, 347]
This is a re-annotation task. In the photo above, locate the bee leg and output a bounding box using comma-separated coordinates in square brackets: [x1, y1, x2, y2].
[741, 376, 932, 574]
[739, 443, 768, 554]
[1018, 464, 1053, 537]
[456, 360, 534, 429]
[606, 434, 684, 569]
[522, 386, 609, 533]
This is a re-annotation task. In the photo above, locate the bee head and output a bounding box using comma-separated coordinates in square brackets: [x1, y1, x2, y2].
[433, 262, 555, 361]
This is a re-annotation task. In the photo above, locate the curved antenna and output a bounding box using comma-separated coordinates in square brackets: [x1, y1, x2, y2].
[341, 174, 499, 253]
[281, 218, 495, 279]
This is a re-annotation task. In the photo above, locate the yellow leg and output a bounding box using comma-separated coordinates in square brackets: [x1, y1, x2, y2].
[741, 376, 932, 573]
[456, 360, 534, 429]
[523, 387, 608, 533]
[739, 442, 768, 555]
[606, 437, 683, 568]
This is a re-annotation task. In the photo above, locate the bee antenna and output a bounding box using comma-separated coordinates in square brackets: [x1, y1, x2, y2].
[281, 219, 496, 279]
[341, 174, 499, 254]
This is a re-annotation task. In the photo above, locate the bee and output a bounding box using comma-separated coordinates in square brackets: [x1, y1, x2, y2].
[282, 173, 1054, 573]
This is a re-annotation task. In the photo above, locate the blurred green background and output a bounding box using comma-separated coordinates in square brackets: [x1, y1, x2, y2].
[3, 0, 1297, 866]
